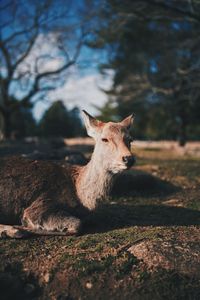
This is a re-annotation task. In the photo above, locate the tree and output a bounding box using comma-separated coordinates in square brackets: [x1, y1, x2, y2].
[92, 0, 200, 144]
[6, 96, 37, 138]
[0, 0, 92, 138]
[0, 110, 3, 140]
[39, 100, 84, 138]
[69, 106, 85, 136]
[39, 100, 72, 137]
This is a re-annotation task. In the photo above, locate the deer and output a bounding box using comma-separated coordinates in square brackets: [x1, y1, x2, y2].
[0, 111, 135, 238]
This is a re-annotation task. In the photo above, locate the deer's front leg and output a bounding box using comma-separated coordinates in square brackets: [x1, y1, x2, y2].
[22, 198, 81, 235]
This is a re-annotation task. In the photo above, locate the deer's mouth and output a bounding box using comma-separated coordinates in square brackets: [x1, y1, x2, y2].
[109, 156, 136, 174]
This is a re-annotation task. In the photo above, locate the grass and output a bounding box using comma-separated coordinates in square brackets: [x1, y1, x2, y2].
[0, 145, 200, 299]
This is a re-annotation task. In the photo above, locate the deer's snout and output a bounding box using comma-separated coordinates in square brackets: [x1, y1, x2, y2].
[122, 155, 136, 168]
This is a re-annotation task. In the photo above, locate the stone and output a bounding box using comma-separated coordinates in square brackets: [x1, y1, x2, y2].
[128, 238, 200, 276]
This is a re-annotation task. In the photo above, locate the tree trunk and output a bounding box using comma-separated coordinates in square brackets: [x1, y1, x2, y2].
[2, 111, 12, 140]
[179, 119, 187, 147]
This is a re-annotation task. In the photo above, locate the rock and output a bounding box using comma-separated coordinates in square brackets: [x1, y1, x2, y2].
[128, 238, 200, 276]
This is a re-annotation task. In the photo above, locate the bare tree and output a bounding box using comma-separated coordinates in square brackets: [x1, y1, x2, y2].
[0, 0, 90, 138]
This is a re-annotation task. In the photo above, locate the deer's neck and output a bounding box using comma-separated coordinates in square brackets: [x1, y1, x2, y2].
[75, 154, 113, 211]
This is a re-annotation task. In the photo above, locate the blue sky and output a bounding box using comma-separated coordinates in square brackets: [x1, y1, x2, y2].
[0, 0, 112, 119]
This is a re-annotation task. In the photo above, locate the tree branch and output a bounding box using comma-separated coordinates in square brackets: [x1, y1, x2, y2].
[0, 1, 13, 12]
[0, 41, 12, 78]
[146, 0, 200, 23]
[12, 29, 38, 71]
[21, 59, 75, 104]
[20, 28, 85, 103]
[3, 25, 36, 45]
[117, 0, 200, 23]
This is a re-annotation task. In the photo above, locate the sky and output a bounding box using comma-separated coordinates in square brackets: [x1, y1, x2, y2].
[33, 67, 113, 120]
[0, 0, 113, 120]
[12, 31, 113, 120]
[31, 40, 113, 120]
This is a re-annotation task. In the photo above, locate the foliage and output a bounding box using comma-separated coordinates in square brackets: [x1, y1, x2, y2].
[10, 106, 37, 139]
[39, 101, 84, 137]
[92, 0, 200, 144]
[0, 96, 37, 138]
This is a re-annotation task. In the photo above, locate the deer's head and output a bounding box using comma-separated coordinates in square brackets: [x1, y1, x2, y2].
[82, 111, 135, 174]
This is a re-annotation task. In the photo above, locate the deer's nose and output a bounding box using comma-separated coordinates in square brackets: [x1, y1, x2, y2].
[122, 156, 136, 168]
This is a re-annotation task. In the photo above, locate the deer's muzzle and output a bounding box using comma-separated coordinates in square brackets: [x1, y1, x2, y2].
[122, 156, 136, 168]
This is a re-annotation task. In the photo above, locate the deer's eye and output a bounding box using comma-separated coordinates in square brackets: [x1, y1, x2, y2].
[102, 138, 109, 143]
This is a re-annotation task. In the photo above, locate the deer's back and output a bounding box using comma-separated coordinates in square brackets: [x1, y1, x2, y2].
[0, 156, 80, 224]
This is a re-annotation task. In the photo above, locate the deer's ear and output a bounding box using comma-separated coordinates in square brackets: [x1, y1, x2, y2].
[120, 113, 135, 130]
[82, 110, 105, 138]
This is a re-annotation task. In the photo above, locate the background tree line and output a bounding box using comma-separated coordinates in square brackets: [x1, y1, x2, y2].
[0, 100, 84, 139]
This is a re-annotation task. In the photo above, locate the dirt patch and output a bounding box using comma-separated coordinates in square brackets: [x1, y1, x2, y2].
[128, 238, 200, 276]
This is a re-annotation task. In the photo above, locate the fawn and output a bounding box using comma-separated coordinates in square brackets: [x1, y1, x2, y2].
[0, 111, 135, 238]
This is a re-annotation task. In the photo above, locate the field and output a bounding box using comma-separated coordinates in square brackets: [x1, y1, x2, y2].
[0, 139, 200, 300]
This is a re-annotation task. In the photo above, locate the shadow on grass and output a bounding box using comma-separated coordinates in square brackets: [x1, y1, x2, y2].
[83, 170, 200, 234]
[112, 169, 180, 198]
[83, 204, 200, 234]
[0, 262, 42, 300]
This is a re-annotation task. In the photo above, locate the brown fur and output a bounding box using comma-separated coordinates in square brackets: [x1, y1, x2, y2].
[0, 112, 135, 238]
[0, 157, 82, 224]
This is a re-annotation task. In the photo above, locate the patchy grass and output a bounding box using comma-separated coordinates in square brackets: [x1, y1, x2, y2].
[0, 144, 200, 299]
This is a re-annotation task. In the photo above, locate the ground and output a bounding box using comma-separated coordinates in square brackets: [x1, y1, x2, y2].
[0, 139, 200, 300]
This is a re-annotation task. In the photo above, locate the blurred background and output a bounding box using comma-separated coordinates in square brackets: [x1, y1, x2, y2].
[0, 0, 200, 146]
